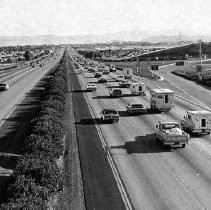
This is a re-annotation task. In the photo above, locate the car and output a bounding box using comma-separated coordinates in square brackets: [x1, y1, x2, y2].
[115, 75, 125, 82]
[100, 109, 119, 122]
[119, 79, 131, 88]
[94, 71, 103, 78]
[88, 67, 96, 73]
[109, 88, 123, 97]
[86, 83, 97, 91]
[109, 65, 116, 72]
[102, 68, 110, 74]
[98, 77, 107, 83]
[0, 83, 9, 91]
[126, 102, 147, 114]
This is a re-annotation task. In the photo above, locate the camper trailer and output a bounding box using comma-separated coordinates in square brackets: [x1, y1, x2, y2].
[123, 68, 133, 79]
[150, 88, 175, 111]
[181, 110, 211, 135]
[130, 83, 146, 95]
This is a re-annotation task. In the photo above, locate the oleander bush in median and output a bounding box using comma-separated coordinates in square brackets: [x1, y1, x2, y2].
[1, 51, 68, 209]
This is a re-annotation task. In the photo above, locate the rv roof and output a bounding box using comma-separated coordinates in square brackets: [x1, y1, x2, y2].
[133, 82, 145, 85]
[150, 88, 174, 94]
[187, 110, 211, 115]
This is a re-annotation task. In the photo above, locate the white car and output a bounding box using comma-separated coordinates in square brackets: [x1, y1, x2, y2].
[100, 109, 119, 122]
[119, 79, 131, 87]
[126, 102, 147, 114]
[115, 75, 125, 82]
[86, 83, 97, 91]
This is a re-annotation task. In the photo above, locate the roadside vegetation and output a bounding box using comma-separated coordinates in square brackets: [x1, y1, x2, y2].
[1, 52, 68, 209]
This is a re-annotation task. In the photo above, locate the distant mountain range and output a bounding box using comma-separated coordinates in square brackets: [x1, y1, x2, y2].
[0, 30, 211, 46]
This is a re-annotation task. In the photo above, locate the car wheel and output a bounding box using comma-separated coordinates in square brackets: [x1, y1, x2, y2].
[182, 144, 186, 148]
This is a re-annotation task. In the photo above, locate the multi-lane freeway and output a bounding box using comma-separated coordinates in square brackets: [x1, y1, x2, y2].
[1, 47, 211, 209]
[0, 49, 64, 123]
[74, 63, 211, 210]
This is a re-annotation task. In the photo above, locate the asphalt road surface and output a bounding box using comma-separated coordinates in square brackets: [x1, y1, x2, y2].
[75, 68, 211, 210]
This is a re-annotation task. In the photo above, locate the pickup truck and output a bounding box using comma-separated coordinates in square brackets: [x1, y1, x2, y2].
[119, 80, 131, 88]
[155, 121, 189, 149]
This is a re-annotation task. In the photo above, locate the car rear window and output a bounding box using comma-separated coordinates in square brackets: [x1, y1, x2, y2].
[131, 104, 143, 108]
[104, 110, 117, 114]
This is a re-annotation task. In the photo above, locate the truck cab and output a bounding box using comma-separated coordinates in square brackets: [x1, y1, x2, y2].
[181, 110, 211, 135]
[150, 88, 175, 111]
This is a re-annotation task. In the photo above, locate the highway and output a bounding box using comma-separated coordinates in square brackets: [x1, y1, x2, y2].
[75, 67, 211, 210]
[0, 49, 64, 123]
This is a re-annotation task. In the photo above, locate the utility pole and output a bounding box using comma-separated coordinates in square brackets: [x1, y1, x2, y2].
[199, 39, 202, 66]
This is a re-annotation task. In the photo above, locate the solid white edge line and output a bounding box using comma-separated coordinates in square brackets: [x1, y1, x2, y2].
[75, 71, 134, 210]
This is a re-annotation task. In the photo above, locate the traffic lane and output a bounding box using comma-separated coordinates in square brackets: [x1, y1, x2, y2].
[0, 53, 63, 122]
[78, 72, 211, 209]
[88, 93, 211, 210]
[158, 65, 211, 108]
[69, 67, 126, 210]
[79, 89, 204, 210]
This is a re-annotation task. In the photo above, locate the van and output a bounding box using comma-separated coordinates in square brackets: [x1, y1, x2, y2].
[150, 88, 175, 111]
[130, 83, 146, 95]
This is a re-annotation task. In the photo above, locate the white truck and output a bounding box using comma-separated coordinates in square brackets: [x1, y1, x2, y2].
[150, 88, 175, 111]
[123, 68, 133, 79]
[181, 110, 211, 135]
[155, 121, 190, 149]
[130, 83, 146, 96]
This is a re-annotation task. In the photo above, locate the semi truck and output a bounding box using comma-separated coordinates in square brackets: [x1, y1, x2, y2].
[181, 110, 211, 135]
[155, 121, 190, 149]
[150, 88, 175, 111]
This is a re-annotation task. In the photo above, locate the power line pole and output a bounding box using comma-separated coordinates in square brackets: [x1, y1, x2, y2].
[199, 39, 202, 66]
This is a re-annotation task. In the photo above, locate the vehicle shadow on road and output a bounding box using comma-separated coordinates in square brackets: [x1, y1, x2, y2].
[125, 134, 169, 154]
[106, 86, 121, 88]
[118, 111, 147, 117]
[71, 89, 87, 93]
[85, 76, 94, 78]
[75, 118, 113, 125]
[92, 95, 112, 99]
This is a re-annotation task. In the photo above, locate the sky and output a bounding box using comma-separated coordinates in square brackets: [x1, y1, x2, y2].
[0, 0, 211, 36]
